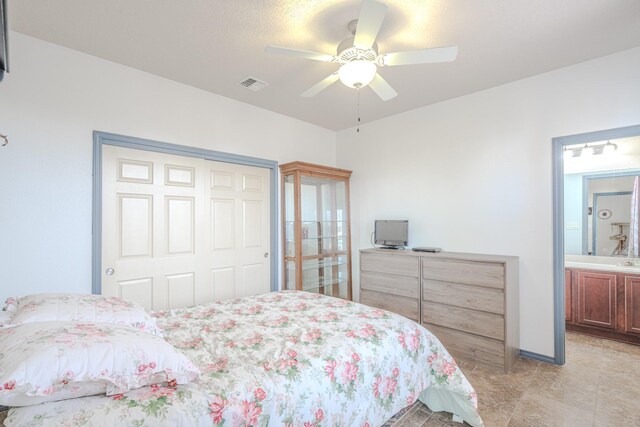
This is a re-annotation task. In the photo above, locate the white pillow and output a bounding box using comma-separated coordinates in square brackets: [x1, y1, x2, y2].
[3, 293, 162, 336]
[0, 310, 13, 329]
[0, 321, 200, 406]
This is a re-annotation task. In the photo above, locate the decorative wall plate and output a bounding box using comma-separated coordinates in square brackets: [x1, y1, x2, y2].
[598, 208, 612, 219]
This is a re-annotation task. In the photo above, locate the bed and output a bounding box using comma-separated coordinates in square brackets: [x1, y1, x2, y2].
[4, 291, 483, 427]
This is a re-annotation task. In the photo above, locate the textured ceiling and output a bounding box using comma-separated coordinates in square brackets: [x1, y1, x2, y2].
[8, 0, 640, 130]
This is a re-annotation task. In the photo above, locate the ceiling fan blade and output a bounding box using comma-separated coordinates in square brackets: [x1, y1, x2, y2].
[301, 72, 340, 98]
[265, 46, 335, 62]
[380, 46, 458, 66]
[353, 0, 388, 50]
[369, 73, 397, 101]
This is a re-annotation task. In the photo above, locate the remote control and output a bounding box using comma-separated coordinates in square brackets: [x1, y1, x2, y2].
[412, 247, 442, 253]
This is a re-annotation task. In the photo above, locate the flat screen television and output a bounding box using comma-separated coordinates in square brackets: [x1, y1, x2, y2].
[374, 220, 408, 249]
[0, 0, 8, 82]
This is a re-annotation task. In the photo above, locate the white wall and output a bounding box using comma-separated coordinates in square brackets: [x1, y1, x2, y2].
[336, 47, 640, 357]
[2, 31, 640, 359]
[0, 32, 336, 301]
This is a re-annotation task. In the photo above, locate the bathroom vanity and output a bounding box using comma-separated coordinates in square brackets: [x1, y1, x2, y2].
[565, 255, 640, 344]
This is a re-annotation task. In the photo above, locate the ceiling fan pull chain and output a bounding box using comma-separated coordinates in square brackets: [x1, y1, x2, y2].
[356, 88, 361, 133]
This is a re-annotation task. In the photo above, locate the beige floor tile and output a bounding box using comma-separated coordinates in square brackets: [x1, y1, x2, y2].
[472, 358, 539, 392]
[475, 403, 513, 427]
[565, 340, 604, 363]
[593, 410, 640, 427]
[395, 405, 433, 427]
[423, 411, 470, 427]
[528, 361, 598, 411]
[464, 371, 525, 410]
[387, 332, 640, 427]
[480, 413, 510, 427]
[414, 402, 433, 415]
[530, 379, 597, 411]
[529, 361, 596, 391]
[598, 370, 640, 399]
[600, 347, 640, 373]
[455, 357, 478, 373]
[595, 385, 640, 427]
[508, 391, 594, 427]
[601, 338, 640, 356]
[566, 332, 603, 348]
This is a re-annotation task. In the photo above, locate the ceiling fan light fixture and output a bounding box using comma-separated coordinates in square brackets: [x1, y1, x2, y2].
[265, 0, 458, 101]
[338, 60, 377, 89]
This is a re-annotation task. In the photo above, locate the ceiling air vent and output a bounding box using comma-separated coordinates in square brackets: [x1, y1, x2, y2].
[237, 76, 269, 92]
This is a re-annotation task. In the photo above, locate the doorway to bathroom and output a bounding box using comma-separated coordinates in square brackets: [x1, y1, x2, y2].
[553, 124, 640, 364]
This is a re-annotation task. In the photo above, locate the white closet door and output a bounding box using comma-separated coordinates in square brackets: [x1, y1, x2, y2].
[206, 161, 271, 300]
[102, 145, 270, 311]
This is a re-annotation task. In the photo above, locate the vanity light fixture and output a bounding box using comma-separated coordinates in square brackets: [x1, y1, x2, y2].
[604, 140, 618, 154]
[564, 146, 583, 158]
[566, 142, 618, 158]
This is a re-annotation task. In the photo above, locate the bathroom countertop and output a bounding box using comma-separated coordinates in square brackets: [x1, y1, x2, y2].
[565, 261, 640, 274]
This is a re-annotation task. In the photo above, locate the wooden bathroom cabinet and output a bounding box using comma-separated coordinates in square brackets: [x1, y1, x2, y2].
[565, 268, 640, 344]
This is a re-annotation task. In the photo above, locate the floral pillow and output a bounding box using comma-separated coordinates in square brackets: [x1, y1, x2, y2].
[0, 309, 13, 329]
[3, 293, 162, 336]
[0, 321, 201, 406]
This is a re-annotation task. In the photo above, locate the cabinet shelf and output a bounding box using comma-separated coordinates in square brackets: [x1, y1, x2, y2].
[286, 236, 346, 241]
[281, 161, 353, 301]
[284, 220, 347, 224]
[287, 260, 348, 271]
[302, 252, 348, 260]
[303, 277, 347, 288]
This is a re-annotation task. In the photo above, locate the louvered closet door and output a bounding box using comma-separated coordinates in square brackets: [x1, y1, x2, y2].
[102, 145, 270, 311]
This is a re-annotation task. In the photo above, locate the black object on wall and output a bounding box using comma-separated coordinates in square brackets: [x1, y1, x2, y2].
[0, 0, 8, 82]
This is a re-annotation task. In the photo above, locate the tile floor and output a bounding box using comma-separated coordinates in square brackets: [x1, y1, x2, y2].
[1, 333, 637, 426]
[387, 332, 640, 427]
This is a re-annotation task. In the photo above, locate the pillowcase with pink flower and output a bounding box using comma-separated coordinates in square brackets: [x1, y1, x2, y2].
[2, 293, 163, 336]
[0, 309, 13, 329]
[0, 321, 200, 406]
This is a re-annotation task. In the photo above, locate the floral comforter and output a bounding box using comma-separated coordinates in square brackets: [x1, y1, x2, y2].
[5, 291, 483, 427]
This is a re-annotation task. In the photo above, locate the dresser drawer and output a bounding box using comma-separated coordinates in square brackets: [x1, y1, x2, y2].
[422, 301, 504, 341]
[360, 289, 419, 321]
[361, 272, 420, 299]
[361, 253, 419, 278]
[422, 258, 505, 289]
[426, 324, 505, 367]
[423, 279, 504, 315]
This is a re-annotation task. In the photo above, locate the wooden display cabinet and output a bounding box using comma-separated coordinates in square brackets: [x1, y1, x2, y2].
[280, 162, 353, 300]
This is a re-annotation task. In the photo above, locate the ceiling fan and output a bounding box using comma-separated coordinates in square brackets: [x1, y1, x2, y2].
[265, 0, 458, 101]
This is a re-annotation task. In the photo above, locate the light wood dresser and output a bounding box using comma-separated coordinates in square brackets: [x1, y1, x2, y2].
[359, 248, 519, 372]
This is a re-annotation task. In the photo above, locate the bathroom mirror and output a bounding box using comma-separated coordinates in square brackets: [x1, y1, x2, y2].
[564, 135, 640, 257]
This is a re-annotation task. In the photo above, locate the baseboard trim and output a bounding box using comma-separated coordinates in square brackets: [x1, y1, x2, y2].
[519, 349, 557, 365]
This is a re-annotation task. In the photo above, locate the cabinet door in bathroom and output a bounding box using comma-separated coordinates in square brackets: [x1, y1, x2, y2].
[565, 269, 573, 323]
[576, 270, 617, 330]
[624, 275, 640, 335]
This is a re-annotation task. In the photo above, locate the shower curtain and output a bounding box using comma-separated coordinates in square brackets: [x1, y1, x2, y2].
[629, 176, 640, 258]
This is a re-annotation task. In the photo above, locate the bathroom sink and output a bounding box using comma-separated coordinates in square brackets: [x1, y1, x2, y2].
[618, 260, 640, 267]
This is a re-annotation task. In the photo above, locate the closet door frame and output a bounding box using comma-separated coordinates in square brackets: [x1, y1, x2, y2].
[92, 131, 279, 296]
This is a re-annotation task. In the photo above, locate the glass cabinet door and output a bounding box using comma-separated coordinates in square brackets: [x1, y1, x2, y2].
[283, 174, 296, 290]
[280, 162, 352, 300]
